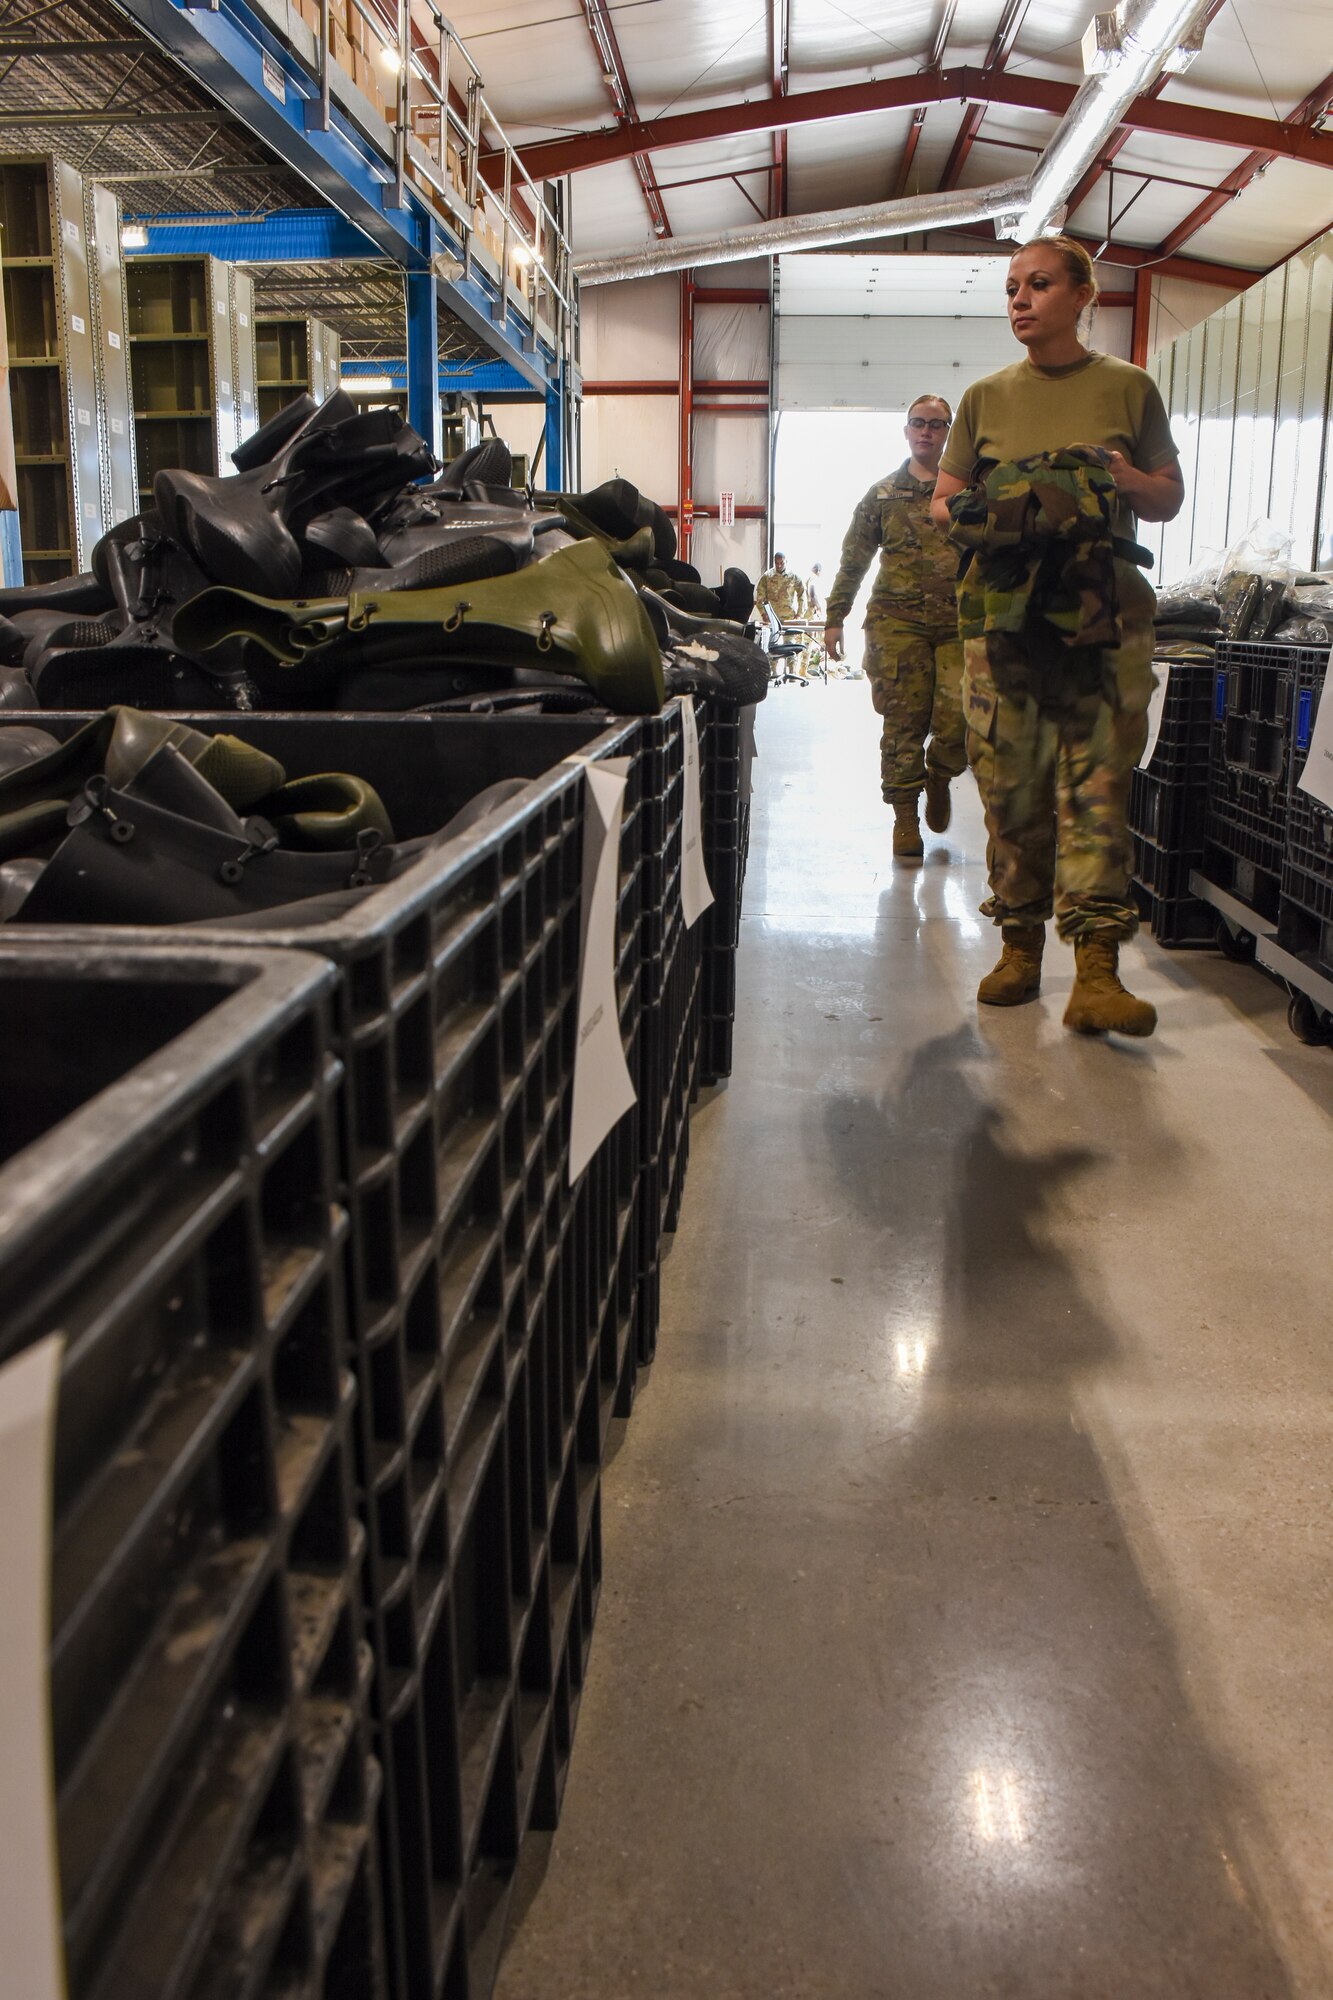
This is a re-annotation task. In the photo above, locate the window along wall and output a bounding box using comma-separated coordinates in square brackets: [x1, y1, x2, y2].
[1143, 230, 1333, 581]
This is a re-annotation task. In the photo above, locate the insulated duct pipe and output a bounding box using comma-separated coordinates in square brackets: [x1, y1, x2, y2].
[999, 0, 1219, 240]
[575, 0, 1216, 284]
[575, 177, 1031, 285]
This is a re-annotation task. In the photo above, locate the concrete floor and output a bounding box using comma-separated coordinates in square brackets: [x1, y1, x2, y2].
[496, 681, 1333, 2000]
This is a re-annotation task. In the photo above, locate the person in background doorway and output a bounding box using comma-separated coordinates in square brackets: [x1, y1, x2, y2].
[806, 562, 825, 618]
[824, 395, 965, 860]
[930, 235, 1184, 1039]
[755, 551, 808, 627]
[756, 552, 812, 679]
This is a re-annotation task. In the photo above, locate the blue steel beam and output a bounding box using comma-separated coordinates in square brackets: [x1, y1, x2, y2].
[134, 210, 381, 261]
[339, 359, 541, 398]
[112, 0, 558, 393]
[404, 269, 440, 455]
[544, 377, 564, 489]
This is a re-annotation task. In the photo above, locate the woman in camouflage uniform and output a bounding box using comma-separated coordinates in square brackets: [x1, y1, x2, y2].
[931, 238, 1184, 1039]
[824, 395, 965, 859]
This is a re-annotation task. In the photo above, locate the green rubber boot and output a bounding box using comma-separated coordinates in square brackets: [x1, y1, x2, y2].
[175, 536, 667, 715]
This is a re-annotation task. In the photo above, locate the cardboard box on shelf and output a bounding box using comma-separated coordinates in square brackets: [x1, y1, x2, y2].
[330, 19, 353, 76]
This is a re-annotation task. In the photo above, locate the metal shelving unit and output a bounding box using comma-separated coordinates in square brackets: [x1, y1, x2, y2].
[126, 253, 256, 506]
[0, 156, 126, 580]
[256, 312, 342, 423]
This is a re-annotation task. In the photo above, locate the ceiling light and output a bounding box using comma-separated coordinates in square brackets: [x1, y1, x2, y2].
[342, 373, 397, 395]
[376, 45, 402, 73]
[121, 223, 148, 251]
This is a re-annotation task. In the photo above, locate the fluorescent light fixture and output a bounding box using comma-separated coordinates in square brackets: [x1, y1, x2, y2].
[376, 44, 401, 72]
[342, 374, 397, 395]
[121, 224, 148, 251]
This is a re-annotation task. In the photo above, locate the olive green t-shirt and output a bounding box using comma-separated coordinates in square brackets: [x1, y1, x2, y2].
[940, 352, 1178, 538]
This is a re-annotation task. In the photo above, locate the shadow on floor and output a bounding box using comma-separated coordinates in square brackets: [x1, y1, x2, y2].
[804, 1021, 1296, 1997]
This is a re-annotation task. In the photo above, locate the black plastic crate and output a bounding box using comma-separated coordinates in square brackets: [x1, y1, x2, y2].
[1204, 762, 1285, 923]
[700, 1013, 736, 1082]
[695, 696, 749, 1085]
[1142, 658, 1215, 781]
[1278, 786, 1333, 977]
[1286, 647, 1328, 796]
[1129, 766, 1207, 853]
[1215, 640, 1328, 784]
[0, 943, 388, 2000]
[5, 710, 649, 2000]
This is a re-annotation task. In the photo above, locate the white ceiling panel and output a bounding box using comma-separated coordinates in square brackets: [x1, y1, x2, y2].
[898, 105, 975, 192]
[778, 252, 1012, 318]
[610, 0, 768, 116]
[568, 159, 660, 256]
[1188, 160, 1333, 267]
[444, 0, 610, 134]
[787, 0, 934, 83]
[1159, 0, 1333, 121]
[786, 108, 917, 212]
[1005, 0, 1103, 84]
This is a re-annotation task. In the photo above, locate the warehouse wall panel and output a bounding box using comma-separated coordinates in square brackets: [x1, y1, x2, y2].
[695, 303, 768, 382]
[582, 394, 679, 505]
[775, 314, 1016, 411]
[692, 519, 766, 584]
[1142, 225, 1333, 579]
[581, 274, 680, 380]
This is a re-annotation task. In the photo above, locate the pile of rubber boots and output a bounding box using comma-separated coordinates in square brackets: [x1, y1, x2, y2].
[0, 391, 768, 719]
[0, 706, 534, 926]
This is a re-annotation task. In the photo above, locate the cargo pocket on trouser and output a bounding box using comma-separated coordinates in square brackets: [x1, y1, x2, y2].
[927, 635, 968, 780]
[970, 646, 1059, 928]
[866, 622, 933, 800]
[1053, 623, 1153, 942]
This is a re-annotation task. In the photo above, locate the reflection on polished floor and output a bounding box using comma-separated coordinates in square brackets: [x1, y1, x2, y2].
[496, 682, 1333, 2000]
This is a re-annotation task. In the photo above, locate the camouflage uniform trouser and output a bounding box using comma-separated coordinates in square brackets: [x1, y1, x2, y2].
[962, 560, 1156, 943]
[863, 612, 966, 804]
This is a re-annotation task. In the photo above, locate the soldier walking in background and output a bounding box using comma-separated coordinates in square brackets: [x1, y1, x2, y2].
[755, 551, 808, 629]
[824, 396, 965, 860]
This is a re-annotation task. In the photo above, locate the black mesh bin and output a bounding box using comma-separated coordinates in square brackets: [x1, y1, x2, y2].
[0, 942, 387, 2000]
[3, 710, 649, 2000]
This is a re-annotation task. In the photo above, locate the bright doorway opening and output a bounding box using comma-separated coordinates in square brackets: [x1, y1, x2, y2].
[772, 409, 912, 667]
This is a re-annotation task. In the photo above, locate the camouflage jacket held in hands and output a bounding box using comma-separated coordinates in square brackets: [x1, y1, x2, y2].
[945, 447, 1151, 706]
[826, 461, 957, 627]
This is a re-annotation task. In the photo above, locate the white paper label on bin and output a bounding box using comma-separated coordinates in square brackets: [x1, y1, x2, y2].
[568, 757, 636, 1184]
[1296, 650, 1333, 813]
[70, 315, 85, 336]
[680, 695, 714, 929]
[62, 219, 79, 249]
[107, 329, 121, 349]
[110, 417, 124, 435]
[0, 1334, 66, 2000]
[219, 379, 231, 397]
[76, 408, 90, 428]
[1138, 668, 1168, 771]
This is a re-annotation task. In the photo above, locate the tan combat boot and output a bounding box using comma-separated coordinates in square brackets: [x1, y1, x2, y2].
[924, 768, 952, 834]
[892, 798, 924, 860]
[1064, 936, 1157, 1037]
[977, 924, 1044, 1005]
